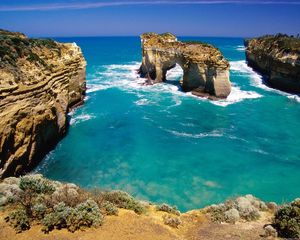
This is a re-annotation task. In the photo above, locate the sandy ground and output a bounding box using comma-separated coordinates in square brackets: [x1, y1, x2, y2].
[0, 207, 276, 240]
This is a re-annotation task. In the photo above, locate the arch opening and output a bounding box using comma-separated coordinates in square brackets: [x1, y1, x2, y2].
[164, 63, 184, 90]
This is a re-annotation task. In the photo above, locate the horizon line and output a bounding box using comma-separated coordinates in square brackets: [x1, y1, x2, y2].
[1, 0, 300, 12]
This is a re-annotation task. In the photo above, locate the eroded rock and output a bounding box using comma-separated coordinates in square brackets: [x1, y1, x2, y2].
[139, 33, 231, 99]
[245, 34, 300, 93]
[0, 30, 86, 178]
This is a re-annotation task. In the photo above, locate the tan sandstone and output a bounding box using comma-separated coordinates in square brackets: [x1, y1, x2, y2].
[139, 33, 231, 99]
[0, 30, 86, 178]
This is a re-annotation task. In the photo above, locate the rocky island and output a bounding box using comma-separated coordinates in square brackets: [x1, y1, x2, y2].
[245, 34, 300, 93]
[139, 33, 231, 99]
[0, 30, 86, 178]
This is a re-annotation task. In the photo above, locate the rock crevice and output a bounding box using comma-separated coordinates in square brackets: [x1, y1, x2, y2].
[139, 33, 231, 99]
[0, 30, 86, 178]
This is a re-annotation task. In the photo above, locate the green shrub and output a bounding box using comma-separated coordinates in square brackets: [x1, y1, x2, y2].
[32, 203, 47, 220]
[163, 214, 182, 228]
[19, 176, 55, 194]
[156, 203, 180, 216]
[273, 199, 300, 238]
[5, 209, 30, 233]
[102, 201, 119, 216]
[42, 200, 103, 233]
[42, 202, 72, 232]
[208, 204, 226, 223]
[67, 199, 103, 232]
[101, 191, 145, 214]
[50, 185, 84, 208]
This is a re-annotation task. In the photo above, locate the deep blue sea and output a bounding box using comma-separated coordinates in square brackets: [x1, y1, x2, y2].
[35, 37, 300, 211]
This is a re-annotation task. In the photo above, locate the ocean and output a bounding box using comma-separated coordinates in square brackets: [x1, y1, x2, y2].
[35, 36, 300, 211]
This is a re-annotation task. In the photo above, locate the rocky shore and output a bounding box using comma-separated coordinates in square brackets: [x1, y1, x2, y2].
[0, 30, 86, 178]
[245, 34, 300, 93]
[139, 33, 231, 99]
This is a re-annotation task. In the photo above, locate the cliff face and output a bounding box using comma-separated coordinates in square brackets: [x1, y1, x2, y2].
[139, 33, 231, 99]
[245, 34, 300, 93]
[0, 30, 86, 178]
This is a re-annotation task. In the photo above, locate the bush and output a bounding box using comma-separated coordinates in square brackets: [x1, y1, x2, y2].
[32, 203, 47, 220]
[42, 202, 72, 233]
[5, 209, 30, 233]
[102, 201, 119, 216]
[208, 204, 226, 223]
[224, 208, 240, 224]
[42, 200, 103, 233]
[206, 195, 263, 223]
[19, 175, 55, 194]
[156, 203, 180, 216]
[273, 199, 300, 238]
[50, 184, 84, 208]
[101, 191, 145, 214]
[163, 214, 182, 228]
[67, 199, 103, 232]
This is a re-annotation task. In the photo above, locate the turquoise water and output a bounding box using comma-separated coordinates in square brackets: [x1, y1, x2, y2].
[36, 37, 300, 211]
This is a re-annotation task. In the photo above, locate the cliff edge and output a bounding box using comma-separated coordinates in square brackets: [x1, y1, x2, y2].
[139, 33, 231, 99]
[1, 175, 296, 239]
[245, 34, 300, 93]
[0, 30, 86, 178]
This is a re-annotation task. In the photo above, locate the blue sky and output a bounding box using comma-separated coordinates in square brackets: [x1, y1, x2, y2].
[0, 0, 299, 37]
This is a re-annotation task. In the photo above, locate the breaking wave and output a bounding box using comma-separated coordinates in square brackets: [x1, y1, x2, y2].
[86, 61, 264, 107]
[230, 60, 300, 103]
[70, 113, 95, 125]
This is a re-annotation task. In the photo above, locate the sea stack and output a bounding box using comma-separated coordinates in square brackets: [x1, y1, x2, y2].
[0, 30, 86, 178]
[139, 33, 231, 99]
[245, 34, 300, 93]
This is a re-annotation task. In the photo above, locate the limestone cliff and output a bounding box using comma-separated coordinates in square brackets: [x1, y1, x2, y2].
[139, 33, 231, 99]
[0, 30, 86, 178]
[245, 34, 300, 93]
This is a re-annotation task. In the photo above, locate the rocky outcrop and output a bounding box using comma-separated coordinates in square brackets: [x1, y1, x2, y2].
[139, 33, 231, 99]
[245, 34, 300, 93]
[0, 30, 86, 178]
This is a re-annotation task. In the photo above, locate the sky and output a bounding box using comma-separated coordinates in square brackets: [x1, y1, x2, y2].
[0, 0, 299, 37]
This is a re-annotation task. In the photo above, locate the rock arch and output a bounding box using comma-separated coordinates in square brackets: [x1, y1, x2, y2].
[139, 33, 231, 99]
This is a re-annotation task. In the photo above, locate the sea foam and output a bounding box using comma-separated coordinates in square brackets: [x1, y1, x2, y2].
[230, 60, 300, 103]
[86, 61, 263, 107]
[70, 113, 95, 125]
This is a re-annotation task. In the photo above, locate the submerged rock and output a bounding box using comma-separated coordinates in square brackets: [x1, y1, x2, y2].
[0, 30, 86, 178]
[139, 33, 231, 99]
[245, 34, 300, 93]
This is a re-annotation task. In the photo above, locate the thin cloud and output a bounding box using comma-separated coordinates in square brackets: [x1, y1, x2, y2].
[0, 0, 300, 12]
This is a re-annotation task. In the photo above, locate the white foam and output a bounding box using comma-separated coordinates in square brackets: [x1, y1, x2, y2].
[86, 84, 110, 93]
[235, 45, 246, 52]
[167, 129, 223, 139]
[212, 85, 262, 107]
[287, 95, 300, 103]
[135, 98, 151, 106]
[70, 113, 95, 125]
[86, 60, 263, 107]
[230, 60, 300, 103]
[166, 64, 183, 80]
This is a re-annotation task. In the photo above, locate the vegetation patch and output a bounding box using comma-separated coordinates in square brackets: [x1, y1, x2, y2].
[206, 195, 269, 224]
[273, 198, 300, 238]
[163, 214, 182, 228]
[101, 190, 146, 214]
[156, 203, 180, 216]
[0, 175, 147, 233]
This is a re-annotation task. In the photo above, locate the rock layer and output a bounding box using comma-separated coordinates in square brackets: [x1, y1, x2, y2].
[0, 30, 86, 178]
[139, 33, 231, 99]
[245, 34, 300, 93]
